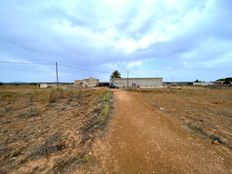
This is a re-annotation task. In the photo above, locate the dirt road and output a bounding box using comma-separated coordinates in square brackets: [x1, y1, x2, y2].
[93, 90, 232, 174]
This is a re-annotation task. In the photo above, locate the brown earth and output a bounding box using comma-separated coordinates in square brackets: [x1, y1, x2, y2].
[92, 89, 232, 174]
[1, 87, 232, 173]
[0, 87, 112, 174]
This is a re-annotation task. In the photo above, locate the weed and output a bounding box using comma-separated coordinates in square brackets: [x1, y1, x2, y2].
[29, 132, 65, 158]
[48, 88, 86, 103]
[98, 103, 110, 126]
[186, 122, 225, 145]
[49, 88, 65, 103]
[186, 123, 208, 138]
[0, 91, 17, 99]
[28, 107, 40, 117]
[52, 153, 89, 173]
[0, 87, 112, 173]
[217, 109, 232, 118]
[98, 91, 112, 127]
[18, 107, 40, 118]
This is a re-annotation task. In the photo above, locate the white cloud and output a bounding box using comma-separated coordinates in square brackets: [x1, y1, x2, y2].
[0, 0, 231, 82]
[127, 61, 142, 68]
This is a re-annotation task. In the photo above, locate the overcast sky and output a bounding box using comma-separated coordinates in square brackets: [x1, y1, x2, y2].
[0, 0, 231, 82]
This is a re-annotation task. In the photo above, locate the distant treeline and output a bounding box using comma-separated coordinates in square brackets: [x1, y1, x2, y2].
[216, 77, 232, 84]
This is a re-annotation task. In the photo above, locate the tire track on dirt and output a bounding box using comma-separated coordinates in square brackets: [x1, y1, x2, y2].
[93, 90, 232, 174]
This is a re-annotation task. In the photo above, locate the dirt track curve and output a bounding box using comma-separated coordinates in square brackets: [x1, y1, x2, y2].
[92, 90, 232, 174]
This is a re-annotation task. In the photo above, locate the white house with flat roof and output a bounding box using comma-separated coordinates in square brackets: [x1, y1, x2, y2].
[112, 77, 163, 88]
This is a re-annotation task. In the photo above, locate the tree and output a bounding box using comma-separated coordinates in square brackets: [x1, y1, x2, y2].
[223, 78, 232, 84]
[216, 77, 232, 84]
[110, 70, 121, 80]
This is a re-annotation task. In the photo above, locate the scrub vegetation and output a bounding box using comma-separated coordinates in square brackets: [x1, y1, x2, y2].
[0, 86, 112, 173]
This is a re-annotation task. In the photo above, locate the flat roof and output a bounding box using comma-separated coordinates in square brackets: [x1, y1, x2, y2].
[113, 77, 162, 80]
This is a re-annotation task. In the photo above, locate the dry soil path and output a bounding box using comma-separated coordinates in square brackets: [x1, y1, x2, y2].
[92, 90, 232, 174]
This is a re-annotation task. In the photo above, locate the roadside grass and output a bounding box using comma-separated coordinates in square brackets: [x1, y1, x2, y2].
[47, 88, 113, 128]
[98, 90, 112, 127]
[0, 91, 18, 98]
[80, 89, 113, 144]
[48, 88, 105, 103]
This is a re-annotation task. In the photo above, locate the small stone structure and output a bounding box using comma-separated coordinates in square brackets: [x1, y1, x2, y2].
[74, 77, 99, 88]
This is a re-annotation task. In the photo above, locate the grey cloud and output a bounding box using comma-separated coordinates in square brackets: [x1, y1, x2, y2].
[0, 0, 232, 82]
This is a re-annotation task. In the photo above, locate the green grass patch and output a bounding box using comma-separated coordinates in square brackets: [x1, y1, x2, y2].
[0, 91, 18, 98]
[98, 90, 112, 127]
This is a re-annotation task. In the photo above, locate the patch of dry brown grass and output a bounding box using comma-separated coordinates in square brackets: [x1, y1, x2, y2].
[0, 87, 112, 173]
[134, 88, 232, 149]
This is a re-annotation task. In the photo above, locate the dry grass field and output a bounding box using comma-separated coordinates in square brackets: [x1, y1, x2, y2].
[0, 86, 112, 174]
[1, 86, 232, 173]
[129, 88, 232, 149]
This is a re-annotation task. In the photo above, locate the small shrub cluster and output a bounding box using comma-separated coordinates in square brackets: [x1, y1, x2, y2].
[98, 91, 112, 127]
[51, 152, 89, 173]
[0, 92, 18, 99]
[80, 90, 112, 143]
[29, 132, 65, 158]
[18, 107, 40, 118]
[48, 88, 97, 103]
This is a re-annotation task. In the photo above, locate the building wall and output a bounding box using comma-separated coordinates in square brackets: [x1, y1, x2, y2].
[39, 84, 57, 88]
[112, 78, 163, 88]
[74, 80, 81, 85]
[39, 84, 48, 88]
[87, 78, 99, 87]
[74, 78, 99, 88]
[193, 82, 213, 86]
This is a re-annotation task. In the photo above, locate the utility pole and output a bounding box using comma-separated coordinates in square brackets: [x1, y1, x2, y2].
[127, 71, 129, 88]
[56, 62, 59, 87]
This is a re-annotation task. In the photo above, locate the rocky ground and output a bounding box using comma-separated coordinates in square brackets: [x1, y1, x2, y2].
[0, 86, 112, 174]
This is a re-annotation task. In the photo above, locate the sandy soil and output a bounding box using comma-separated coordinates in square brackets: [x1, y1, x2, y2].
[93, 90, 232, 174]
[0, 87, 111, 174]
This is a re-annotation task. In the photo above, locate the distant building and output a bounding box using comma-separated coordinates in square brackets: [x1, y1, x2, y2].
[164, 82, 193, 86]
[112, 77, 163, 88]
[74, 77, 99, 88]
[193, 82, 213, 86]
[39, 83, 57, 88]
[214, 80, 225, 85]
[74, 80, 82, 86]
[39, 82, 73, 88]
[39, 83, 48, 88]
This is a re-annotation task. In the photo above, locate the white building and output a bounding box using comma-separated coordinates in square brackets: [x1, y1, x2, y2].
[112, 78, 163, 88]
[39, 83, 58, 88]
[193, 82, 213, 86]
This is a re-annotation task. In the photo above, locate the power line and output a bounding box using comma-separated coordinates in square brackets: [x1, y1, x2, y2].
[0, 60, 54, 65]
[59, 64, 111, 74]
[0, 60, 110, 73]
[0, 60, 126, 75]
